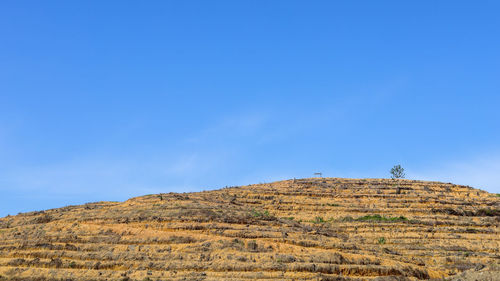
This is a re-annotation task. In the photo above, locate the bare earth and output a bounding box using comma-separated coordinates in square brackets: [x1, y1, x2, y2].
[0, 178, 498, 280]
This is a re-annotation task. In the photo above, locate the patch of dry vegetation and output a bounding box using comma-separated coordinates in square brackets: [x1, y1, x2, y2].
[0, 178, 498, 280]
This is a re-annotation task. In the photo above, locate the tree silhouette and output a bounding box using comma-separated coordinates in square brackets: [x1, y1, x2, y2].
[390, 165, 405, 179]
[390, 165, 405, 194]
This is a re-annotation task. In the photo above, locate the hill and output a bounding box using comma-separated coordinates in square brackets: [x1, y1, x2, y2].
[0, 178, 499, 280]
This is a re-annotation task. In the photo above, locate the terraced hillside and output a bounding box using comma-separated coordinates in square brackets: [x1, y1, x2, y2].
[0, 178, 499, 281]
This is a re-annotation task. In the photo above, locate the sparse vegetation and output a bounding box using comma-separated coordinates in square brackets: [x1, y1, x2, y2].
[0, 177, 498, 280]
[341, 216, 354, 222]
[312, 216, 326, 223]
[325, 203, 340, 207]
[251, 209, 271, 218]
[475, 208, 500, 217]
[246, 240, 258, 251]
[355, 214, 408, 222]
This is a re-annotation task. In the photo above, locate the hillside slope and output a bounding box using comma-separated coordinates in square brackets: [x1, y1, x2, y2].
[0, 178, 499, 280]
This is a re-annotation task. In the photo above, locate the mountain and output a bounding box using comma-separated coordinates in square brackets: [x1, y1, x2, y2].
[0, 178, 499, 281]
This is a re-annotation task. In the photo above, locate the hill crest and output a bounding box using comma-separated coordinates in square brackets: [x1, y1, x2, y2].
[0, 178, 499, 280]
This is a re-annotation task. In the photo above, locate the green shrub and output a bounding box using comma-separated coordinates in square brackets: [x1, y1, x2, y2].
[356, 214, 408, 222]
[312, 216, 325, 223]
[326, 203, 340, 207]
[378, 237, 386, 244]
[252, 209, 270, 218]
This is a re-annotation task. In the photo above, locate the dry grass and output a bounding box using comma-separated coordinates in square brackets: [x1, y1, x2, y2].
[0, 178, 499, 280]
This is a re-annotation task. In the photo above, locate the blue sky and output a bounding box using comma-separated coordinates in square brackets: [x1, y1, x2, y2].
[1, 1, 499, 216]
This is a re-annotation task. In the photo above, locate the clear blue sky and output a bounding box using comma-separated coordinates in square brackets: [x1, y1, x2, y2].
[1, 1, 499, 216]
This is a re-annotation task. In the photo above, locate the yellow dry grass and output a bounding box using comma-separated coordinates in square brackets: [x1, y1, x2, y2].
[0, 178, 498, 280]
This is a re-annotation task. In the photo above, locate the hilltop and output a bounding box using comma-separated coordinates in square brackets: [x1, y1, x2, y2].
[0, 178, 499, 280]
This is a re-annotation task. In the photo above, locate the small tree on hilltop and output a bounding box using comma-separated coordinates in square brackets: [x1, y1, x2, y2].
[390, 165, 405, 179]
[390, 165, 405, 194]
